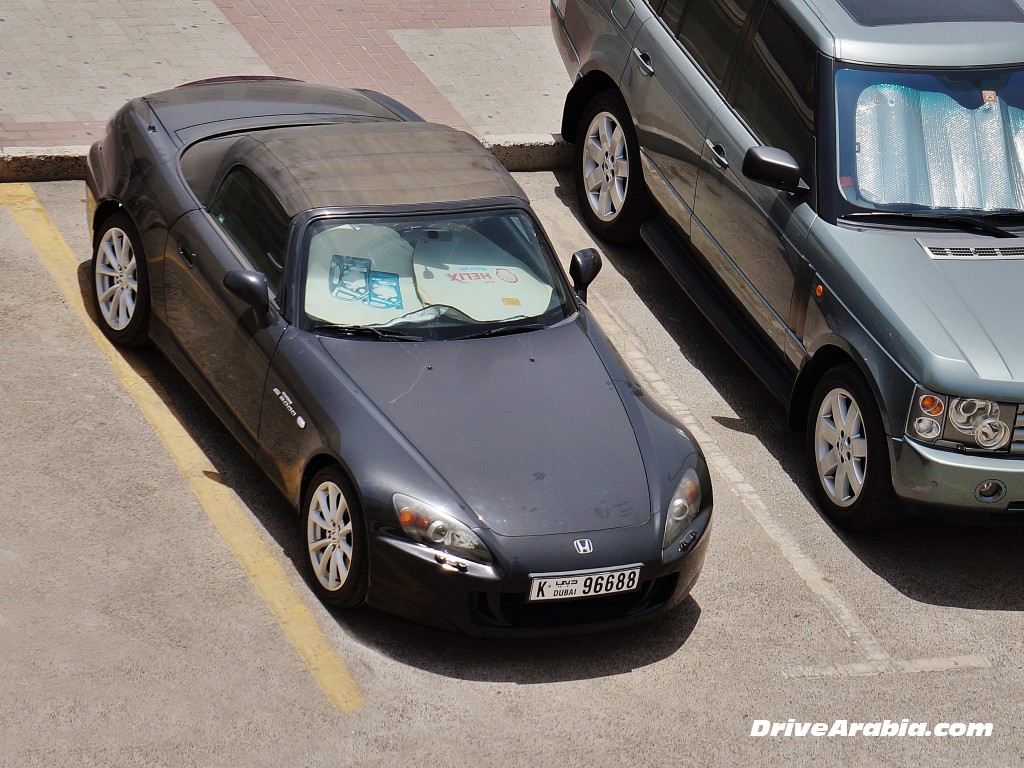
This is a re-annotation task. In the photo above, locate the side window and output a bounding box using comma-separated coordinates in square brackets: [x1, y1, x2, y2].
[731, 3, 816, 174]
[657, 0, 685, 33]
[675, 0, 757, 87]
[208, 167, 290, 297]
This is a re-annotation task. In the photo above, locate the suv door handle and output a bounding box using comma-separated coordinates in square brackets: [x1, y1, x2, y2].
[705, 139, 729, 169]
[632, 48, 655, 77]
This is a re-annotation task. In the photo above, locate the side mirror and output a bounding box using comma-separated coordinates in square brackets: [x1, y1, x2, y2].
[742, 146, 808, 194]
[569, 248, 603, 303]
[223, 269, 270, 315]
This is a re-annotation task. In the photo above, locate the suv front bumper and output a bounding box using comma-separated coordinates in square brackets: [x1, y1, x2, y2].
[890, 436, 1024, 523]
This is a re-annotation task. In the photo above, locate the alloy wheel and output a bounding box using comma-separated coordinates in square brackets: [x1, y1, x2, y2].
[307, 480, 354, 592]
[813, 386, 868, 508]
[94, 227, 138, 331]
[582, 110, 630, 222]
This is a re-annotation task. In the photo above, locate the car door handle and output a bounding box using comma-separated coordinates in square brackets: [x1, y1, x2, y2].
[705, 139, 729, 169]
[632, 48, 655, 77]
[178, 243, 196, 267]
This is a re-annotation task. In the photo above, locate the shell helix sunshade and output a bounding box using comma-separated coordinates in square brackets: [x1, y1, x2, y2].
[410, 228, 552, 322]
[835, 0, 1024, 26]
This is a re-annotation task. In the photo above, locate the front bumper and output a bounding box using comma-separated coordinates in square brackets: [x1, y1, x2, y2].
[890, 436, 1024, 523]
[364, 509, 711, 637]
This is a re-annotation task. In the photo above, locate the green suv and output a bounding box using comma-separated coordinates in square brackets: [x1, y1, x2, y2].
[552, 0, 1024, 529]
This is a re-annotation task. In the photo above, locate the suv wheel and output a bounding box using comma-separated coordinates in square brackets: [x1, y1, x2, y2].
[574, 90, 651, 242]
[807, 364, 904, 531]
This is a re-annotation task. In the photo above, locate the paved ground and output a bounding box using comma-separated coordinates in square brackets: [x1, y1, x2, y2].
[0, 0, 564, 148]
[1, 178, 1022, 766]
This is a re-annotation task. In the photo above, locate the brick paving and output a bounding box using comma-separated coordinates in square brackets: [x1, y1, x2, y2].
[1, 0, 563, 148]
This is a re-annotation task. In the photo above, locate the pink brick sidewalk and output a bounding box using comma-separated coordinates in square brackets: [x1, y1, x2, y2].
[1, 0, 550, 148]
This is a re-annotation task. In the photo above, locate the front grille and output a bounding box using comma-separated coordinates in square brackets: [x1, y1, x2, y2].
[1012, 406, 1024, 456]
[468, 574, 679, 631]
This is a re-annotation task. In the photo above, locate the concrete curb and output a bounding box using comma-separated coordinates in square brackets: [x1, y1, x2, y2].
[480, 134, 572, 172]
[2, 135, 571, 183]
[1, 146, 90, 183]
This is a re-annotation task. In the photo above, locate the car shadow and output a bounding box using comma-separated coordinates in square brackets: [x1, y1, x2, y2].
[336, 596, 700, 683]
[546, 170, 1024, 611]
[75, 259, 702, 679]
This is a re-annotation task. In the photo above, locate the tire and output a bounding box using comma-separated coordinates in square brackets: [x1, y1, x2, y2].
[301, 467, 368, 608]
[574, 90, 651, 243]
[91, 211, 151, 347]
[806, 364, 904, 531]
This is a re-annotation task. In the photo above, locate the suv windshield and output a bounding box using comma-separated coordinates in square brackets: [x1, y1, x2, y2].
[301, 209, 575, 340]
[835, 64, 1024, 218]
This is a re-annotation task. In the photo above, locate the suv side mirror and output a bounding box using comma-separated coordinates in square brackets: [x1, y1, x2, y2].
[223, 269, 270, 315]
[569, 248, 603, 303]
[742, 146, 809, 194]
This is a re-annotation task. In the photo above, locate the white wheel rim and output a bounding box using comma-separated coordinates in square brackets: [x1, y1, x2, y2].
[582, 110, 629, 222]
[813, 387, 868, 509]
[307, 481, 353, 592]
[95, 227, 138, 331]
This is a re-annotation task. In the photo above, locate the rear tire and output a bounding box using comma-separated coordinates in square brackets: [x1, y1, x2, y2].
[806, 364, 904, 531]
[91, 212, 150, 347]
[574, 90, 651, 243]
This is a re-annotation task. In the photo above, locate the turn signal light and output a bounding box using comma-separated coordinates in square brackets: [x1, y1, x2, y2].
[919, 395, 944, 416]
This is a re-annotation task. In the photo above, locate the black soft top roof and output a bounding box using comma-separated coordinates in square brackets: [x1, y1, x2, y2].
[181, 121, 527, 216]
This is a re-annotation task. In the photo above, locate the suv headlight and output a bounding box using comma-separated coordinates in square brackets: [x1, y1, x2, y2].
[907, 386, 1015, 451]
[392, 494, 492, 565]
[663, 468, 701, 548]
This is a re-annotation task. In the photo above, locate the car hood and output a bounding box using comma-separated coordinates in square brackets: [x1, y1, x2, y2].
[318, 321, 652, 536]
[818, 227, 1024, 396]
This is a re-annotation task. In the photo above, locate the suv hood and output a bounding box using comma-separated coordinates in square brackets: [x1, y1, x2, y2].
[824, 227, 1024, 395]
[319, 321, 652, 536]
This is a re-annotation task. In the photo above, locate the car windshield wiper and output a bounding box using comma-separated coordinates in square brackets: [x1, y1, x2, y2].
[843, 211, 1018, 239]
[310, 323, 424, 341]
[453, 322, 545, 341]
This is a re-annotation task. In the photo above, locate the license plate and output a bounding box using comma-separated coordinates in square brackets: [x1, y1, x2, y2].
[528, 567, 641, 602]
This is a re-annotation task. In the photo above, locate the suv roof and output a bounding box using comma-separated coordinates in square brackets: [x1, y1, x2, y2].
[784, 0, 1024, 67]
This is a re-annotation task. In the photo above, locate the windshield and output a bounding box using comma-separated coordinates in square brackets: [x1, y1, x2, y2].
[835, 64, 1024, 218]
[301, 209, 575, 340]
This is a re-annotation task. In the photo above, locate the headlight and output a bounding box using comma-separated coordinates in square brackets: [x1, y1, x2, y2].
[947, 398, 1011, 449]
[907, 387, 1015, 451]
[663, 468, 701, 548]
[392, 494, 492, 565]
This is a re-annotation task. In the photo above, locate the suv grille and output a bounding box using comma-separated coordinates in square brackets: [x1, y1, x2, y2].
[1012, 406, 1024, 456]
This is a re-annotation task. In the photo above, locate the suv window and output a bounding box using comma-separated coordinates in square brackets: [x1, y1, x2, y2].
[731, 2, 816, 173]
[672, 0, 757, 87]
[209, 167, 291, 296]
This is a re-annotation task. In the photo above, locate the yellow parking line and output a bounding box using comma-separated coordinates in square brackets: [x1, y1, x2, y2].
[3, 184, 364, 713]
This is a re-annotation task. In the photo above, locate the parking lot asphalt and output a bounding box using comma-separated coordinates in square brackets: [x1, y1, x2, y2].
[1, 178, 1022, 766]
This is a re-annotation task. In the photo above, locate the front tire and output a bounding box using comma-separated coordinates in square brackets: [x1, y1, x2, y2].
[301, 467, 368, 608]
[91, 212, 150, 347]
[806, 364, 903, 531]
[574, 90, 651, 243]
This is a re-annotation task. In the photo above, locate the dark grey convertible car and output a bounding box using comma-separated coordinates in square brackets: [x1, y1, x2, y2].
[86, 77, 712, 635]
